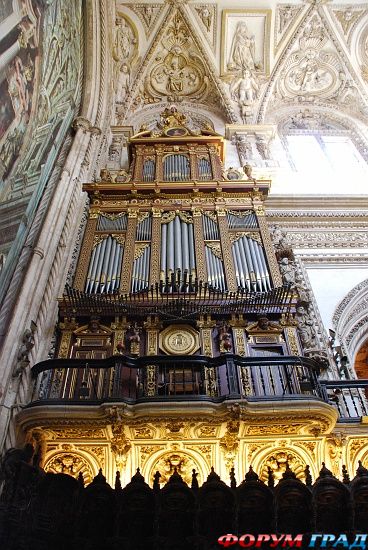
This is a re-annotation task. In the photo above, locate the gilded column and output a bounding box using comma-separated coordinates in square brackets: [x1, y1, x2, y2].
[230, 316, 250, 396]
[192, 208, 207, 283]
[133, 146, 144, 181]
[197, 315, 216, 396]
[217, 209, 237, 292]
[144, 316, 161, 397]
[254, 201, 283, 286]
[74, 212, 98, 290]
[209, 146, 222, 179]
[149, 208, 162, 285]
[189, 147, 199, 180]
[155, 145, 164, 182]
[120, 209, 138, 293]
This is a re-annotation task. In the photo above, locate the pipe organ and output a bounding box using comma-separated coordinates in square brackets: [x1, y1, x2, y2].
[64, 106, 298, 362]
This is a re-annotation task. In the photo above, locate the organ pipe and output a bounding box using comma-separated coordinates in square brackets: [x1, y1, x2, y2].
[205, 245, 226, 291]
[163, 154, 190, 182]
[85, 236, 124, 294]
[160, 215, 196, 286]
[232, 235, 271, 292]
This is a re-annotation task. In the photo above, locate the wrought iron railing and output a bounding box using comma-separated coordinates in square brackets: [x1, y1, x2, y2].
[30, 354, 325, 405]
[319, 379, 368, 421]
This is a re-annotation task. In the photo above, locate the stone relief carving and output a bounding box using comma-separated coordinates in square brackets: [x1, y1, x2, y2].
[333, 8, 364, 36]
[278, 15, 343, 100]
[259, 450, 306, 483]
[191, 4, 217, 51]
[275, 5, 303, 51]
[145, 12, 209, 102]
[124, 4, 164, 38]
[232, 134, 253, 164]
[149, 452, 201, 486]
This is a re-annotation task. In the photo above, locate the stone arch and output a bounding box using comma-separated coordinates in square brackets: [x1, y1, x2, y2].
[332, 278, 368, 365]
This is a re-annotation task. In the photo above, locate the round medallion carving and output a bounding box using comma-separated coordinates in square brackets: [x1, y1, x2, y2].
[159, 325, 199, 355]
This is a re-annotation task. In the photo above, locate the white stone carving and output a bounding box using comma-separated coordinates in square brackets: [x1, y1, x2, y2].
[277, 15, 343, 100]
[191, 4, 217, 51]
[275, 5, 303, 52]
[123, 4, 164, 38]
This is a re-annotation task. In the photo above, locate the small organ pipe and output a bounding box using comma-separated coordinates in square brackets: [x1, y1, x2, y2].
[174, 215, 182, 271]
[242, 237, 257, 290]
[182, 221, 189, 271]
[233, 240, 244, 288]
[105, 239, 116, 293]
[99, 236, 112, 292]
[248, 238, 263, 290]
[111, 244, 121, 292]
[238, 238, 250, 289]
[188, 223, 195, 270]
[93, 238, 107, 293]
[85, 247, 97, 293]
[167, 220, 174, 271]
[161, 223, 167, 275]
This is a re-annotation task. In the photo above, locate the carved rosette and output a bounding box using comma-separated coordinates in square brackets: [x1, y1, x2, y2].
[44, 452, 95, 484]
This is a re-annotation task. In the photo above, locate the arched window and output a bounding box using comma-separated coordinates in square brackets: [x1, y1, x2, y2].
[278, 113, 368, 194]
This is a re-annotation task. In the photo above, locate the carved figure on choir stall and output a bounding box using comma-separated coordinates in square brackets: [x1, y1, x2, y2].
[278, 257, 296, 286]
[129, 325, 141, 356]
[218, 323, 232, 353]
[246, 316, 282, 334]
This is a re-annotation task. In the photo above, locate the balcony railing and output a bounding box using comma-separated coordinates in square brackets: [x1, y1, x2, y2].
[30, 354, 326, 405]
[319, 379, 368, 421]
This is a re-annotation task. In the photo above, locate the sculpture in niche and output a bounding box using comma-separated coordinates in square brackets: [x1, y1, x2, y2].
[147, 13, 208, 101]
[228, 21, 256, 72]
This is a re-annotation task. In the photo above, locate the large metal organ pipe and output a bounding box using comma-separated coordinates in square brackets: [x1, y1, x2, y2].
[85, 236, 124, 294]
[231, 235, 271, 292]
[163, 154, 190, 182]
[131, 214, 152, 293]
[160, 214, 196, 287]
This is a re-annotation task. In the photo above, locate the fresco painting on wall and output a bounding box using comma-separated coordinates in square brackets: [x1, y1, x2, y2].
[0, 3, 40, 182]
